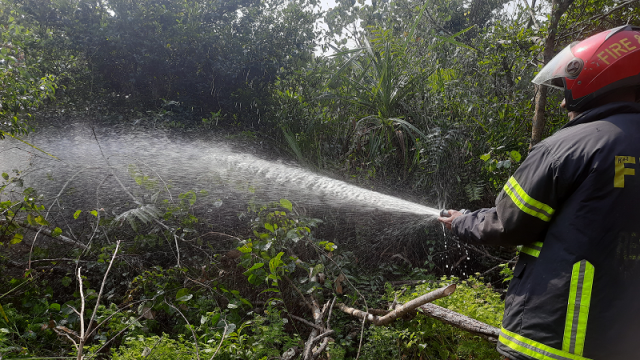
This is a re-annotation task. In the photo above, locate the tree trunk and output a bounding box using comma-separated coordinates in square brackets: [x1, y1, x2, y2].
[530, 0, 575, 148]
[531, 84, 548, 147]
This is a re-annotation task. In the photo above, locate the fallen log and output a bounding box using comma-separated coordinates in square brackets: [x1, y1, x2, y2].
[338, 283, 500, 343]
[419, 303, 500, 343]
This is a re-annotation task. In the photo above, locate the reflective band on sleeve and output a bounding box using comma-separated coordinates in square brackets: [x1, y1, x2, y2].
[499, 327, 592, 360]
[520, 241, 544, 258]
[503, 177, 555, 222]
[563, 260, 594, 356]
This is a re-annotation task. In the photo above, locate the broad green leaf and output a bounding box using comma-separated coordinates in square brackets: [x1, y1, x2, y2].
[269, 252, 285, 275]
[510, 150, 522, 163]
[73, 210, 82, 219]
[176, 294, 193, 302]
[324, 242, 337, 251]
[175, 288, 191, 301]
[279, 199, 292, 211]
[35, 215, 48, 226]
[49, 303, 61, 311]
[224, 323, 237, 334]
[264, 223, 274, 233]
[237, 243, 253, 253]
[1, 173, 8, 181]
[11, 233, 23, 244]
[51, 227, 62, 237]
[90, 210, 98, 217]
[480, 154, 491, 161]
[243, 262, 264, 276]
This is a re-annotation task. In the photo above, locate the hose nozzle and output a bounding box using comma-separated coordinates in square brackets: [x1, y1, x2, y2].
[439, 209, 471, 217]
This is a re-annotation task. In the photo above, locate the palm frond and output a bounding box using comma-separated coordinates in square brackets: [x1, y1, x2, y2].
[114, 204, 162, 231]
[282, 127, 307, 165]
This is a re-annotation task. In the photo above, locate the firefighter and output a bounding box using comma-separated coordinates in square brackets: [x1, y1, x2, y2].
[438, 25, 640, 360]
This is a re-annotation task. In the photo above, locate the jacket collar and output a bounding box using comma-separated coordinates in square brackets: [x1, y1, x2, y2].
[560, 102, 640, 129]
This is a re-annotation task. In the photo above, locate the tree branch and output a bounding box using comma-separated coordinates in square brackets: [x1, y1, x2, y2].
[558, 0, 640, 42]
[22, 225, 88, 250]
[338, 283, 456, 326]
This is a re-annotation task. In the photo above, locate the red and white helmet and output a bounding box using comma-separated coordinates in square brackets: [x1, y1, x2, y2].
[532, 25, 640, 111]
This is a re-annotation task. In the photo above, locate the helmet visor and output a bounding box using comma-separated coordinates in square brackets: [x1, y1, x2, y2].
[532, 42, 580, 89]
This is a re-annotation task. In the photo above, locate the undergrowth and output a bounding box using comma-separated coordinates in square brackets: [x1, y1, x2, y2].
[0, 159, 508, 359]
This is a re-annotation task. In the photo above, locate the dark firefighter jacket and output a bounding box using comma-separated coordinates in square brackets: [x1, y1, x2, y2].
[452, 102, 640, 360]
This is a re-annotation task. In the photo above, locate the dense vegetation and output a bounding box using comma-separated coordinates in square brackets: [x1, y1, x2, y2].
[1, 0, 639, 358]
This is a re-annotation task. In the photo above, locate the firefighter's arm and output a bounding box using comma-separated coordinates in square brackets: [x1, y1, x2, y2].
[450, 143, 562, 246]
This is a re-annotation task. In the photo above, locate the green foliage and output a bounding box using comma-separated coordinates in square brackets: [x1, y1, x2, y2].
[361, 276, 503, 360]
[89, 304, 301, 360]
[95, 334, 198, 360]
[10, 0, 319, 126]
[0, 171, 56, 246]
[237, 199, 327, 294]
[325, 29, 431, 171]
[480, 149, 523, 190]
[0, 1, 57, 139]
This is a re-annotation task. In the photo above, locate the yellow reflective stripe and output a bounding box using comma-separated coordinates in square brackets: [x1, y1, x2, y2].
[503, 177, 555, 222]
[520, 241, 544, 258]
[499, 327, 592, 360]
[563, 260, 594, 356]
[520, 247, 540, 257]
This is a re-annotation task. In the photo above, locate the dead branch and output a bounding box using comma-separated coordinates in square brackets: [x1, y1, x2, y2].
[520, 0, 540, 29]
[165, 300, 200, 360]
[88, 241, 121, 332]
[311, 336, 331, 360]
[419, 303, 499, 342]
[290, 314, 324, 331]
[77, 241, 121, 360]
[299, 296, 337, 360]
[450, 254, 467, 271]
[284, 275, 315, 312]
[312, 330, 334, 344]
[338, 284, 456, 326]
[77, 268, 86, 360]
[464, 244, 513, 263]
[303, 299, 324, 360]
[22, 225, 88, 250]
[210, 322, 228, 360]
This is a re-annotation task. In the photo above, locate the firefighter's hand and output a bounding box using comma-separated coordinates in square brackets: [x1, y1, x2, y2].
[437, 210, 464, 230]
